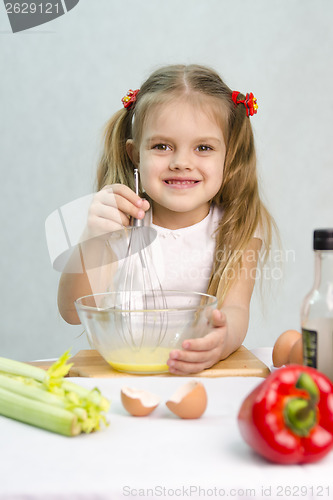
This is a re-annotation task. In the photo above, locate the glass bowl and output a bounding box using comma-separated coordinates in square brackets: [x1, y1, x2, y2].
[75, 290, 218, 374]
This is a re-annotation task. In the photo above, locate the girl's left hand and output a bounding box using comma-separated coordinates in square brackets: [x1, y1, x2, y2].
[167, 309, 228, 375]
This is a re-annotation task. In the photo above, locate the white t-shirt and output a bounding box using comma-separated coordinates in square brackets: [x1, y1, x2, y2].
[110, 204, 222, 294]
[110, 204, 261, 294]
[148, 205, 221, 293]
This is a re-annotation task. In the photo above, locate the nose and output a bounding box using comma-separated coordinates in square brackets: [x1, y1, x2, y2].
[169, 149, 192, 171]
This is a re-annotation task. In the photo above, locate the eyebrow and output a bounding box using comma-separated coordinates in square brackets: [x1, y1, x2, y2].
[145, 135, 222, 145]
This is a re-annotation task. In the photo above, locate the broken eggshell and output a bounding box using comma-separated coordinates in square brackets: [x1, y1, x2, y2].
[166, 381, 207, 419]
[120, 386, 161, 417]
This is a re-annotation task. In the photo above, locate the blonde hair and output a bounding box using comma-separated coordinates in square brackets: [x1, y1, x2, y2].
[96, 64, 277, 303]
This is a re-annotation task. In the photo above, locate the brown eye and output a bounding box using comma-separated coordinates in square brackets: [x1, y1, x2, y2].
[197, 145, 212, 152]
[153, 144, 169, 150]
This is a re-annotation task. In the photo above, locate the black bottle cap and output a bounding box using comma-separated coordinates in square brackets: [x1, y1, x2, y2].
[314, 229, 333, 250]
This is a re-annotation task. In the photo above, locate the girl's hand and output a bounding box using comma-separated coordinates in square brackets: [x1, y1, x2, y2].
[167, 309, 228, 375]
[83, 184, 150, 240]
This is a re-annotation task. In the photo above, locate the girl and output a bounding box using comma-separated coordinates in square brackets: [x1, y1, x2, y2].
[58, 64, 275, 375]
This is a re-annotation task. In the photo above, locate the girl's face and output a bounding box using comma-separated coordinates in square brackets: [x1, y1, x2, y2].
[137, 98, 226, 229]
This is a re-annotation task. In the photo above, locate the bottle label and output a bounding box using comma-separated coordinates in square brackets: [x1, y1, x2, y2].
[302, 328, 317, 369]
[302, 318, 333, 381]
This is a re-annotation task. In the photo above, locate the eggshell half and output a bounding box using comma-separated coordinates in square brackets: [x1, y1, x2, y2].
[121, 387, 161, 417]
[166, 381, 207, 419]
[272, 329, 301, 367]
[288, 337, 303, 365]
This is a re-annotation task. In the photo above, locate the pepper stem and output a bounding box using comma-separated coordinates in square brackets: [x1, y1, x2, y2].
[295, 372, 319, 403]
[284, 372, 319, 437]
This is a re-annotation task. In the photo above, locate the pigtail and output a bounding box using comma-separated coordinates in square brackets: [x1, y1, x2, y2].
[208, 97, 274, 304]
[221, 98, 260, 241]
[96, 108, 135, 191]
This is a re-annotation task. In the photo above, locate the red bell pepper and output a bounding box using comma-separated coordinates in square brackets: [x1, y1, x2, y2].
[237, 365, 333, 464]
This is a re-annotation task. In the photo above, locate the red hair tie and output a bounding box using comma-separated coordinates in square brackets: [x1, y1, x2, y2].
[232, 91, 258, 117]
[121, 89, 140, 110]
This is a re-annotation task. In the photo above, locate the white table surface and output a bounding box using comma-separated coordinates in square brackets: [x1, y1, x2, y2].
[1, 348, 332, 500]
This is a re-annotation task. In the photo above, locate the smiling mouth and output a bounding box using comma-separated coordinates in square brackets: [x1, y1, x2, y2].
[164, 180, 200, 185]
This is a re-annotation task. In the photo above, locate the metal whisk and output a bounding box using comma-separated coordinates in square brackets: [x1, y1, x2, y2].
[114, 169, 168, 350]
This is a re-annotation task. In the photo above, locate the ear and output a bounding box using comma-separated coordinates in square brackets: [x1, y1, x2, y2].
[126, 139, 139, 166]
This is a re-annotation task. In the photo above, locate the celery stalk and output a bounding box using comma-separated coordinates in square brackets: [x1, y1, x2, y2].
[0, 387, 81, 436]
[0, 350, 72, 384]
[0, 356, 47, 382]
[0, 374, 64, 407]
[0, 351, 110, 436]
[62, 380, 110, 412]
[0, 375, 87, 421]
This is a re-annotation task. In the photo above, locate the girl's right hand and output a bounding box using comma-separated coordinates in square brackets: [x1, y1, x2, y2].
[83, 184, 150, 240]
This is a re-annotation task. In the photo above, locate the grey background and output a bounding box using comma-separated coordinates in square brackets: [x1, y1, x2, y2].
[1, 0, 332, 361]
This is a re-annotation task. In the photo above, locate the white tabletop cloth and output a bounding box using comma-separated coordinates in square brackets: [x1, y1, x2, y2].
[1, 349, 332, 500]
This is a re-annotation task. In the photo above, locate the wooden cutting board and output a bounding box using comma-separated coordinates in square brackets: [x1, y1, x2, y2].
[30, 346, 270, 378]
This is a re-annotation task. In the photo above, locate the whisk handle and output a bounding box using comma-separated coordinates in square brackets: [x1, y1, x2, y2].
[131, 168, 144, 227]
[132, 217, 144, 227]
[134, 168, 140, 195]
